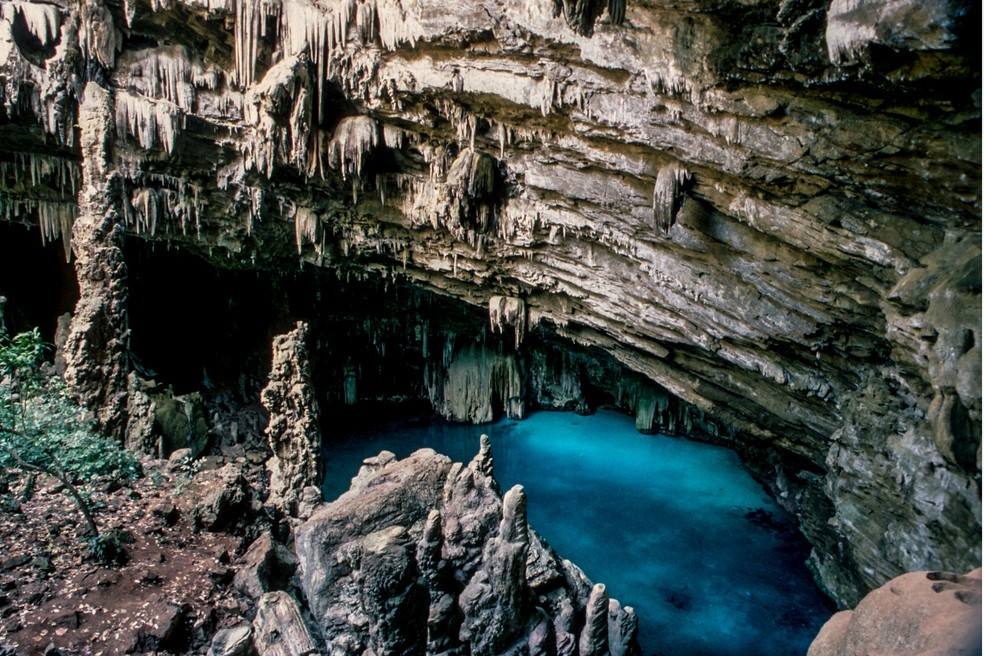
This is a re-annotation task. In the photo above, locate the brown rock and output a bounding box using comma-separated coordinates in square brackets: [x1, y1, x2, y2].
[808, 569, 983, 656]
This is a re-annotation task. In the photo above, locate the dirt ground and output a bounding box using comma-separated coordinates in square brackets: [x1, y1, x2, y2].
[0, 461, 260, 655]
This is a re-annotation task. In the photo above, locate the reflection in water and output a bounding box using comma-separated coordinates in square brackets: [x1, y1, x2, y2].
[323, 409, 833, 656]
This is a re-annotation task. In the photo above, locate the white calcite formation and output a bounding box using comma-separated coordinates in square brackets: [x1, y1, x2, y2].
[0, 0, 978, 614]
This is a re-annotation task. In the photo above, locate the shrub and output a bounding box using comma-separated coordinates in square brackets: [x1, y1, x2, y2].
[0, 327, 141, 542]
[85, 528, 136, 566]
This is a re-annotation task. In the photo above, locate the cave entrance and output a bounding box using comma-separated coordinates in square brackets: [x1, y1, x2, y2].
[0, 221, 78, 340]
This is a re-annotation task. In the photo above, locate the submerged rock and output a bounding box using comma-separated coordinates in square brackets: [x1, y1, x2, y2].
[295, 439, 640, 655]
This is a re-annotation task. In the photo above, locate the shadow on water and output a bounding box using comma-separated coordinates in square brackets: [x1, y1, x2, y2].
[323, 409, 834, 656]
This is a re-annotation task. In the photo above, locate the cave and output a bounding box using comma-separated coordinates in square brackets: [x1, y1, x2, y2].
[0, 0, 980, 653]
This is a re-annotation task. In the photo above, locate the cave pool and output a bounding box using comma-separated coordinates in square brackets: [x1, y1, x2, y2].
[322, 408, 834, 656]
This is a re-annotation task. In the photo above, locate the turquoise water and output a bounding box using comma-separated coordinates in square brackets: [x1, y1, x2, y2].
[323, 409, 833, 656]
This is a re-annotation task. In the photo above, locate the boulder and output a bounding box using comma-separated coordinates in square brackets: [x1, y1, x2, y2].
[252, 592, 318, 656]
[809, 569, 982, 656]
[179, 463, 255, 533]
[233, 532, 297, 600]
[207, 625, 254, 656]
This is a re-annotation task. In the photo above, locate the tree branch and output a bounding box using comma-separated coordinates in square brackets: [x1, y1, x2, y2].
[0, 428, 100, 537]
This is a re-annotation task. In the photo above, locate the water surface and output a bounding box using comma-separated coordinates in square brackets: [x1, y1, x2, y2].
[323, 409, 833, 656]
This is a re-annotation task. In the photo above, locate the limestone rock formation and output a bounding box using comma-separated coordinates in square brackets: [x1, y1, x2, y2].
[261, 321, 323, 517]
[294, 439, 640, 655]
[61, 83, 129, 440]
[808, 569, 982, 656]
[126, 373, 210, 459]
[252, 591, 319, 656]
[427, 339, 525, 423]
[233, 531, 298, 600]
[207, 625, 254, 656]
[0, 0, 979, 613]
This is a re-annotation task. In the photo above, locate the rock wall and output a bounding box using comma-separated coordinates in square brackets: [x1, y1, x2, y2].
[0, 0, 979, 607]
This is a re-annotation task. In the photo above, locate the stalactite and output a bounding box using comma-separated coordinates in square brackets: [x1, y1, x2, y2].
[129, 188, 160, 236]
[559, 0, 626, 36]
[114, 91, 183, 154]
[651, 164, 690, 235]
[0, 153, 80, 198]
[608, 0, 625, 25]
[488, 296, 527, 349]
[117, 46, 218, 113]
[121, 173, 202, 236]
[327, 115, 380, 179]
[241, 55, 315, 177]
[0, 2, 61, 48]
[294, 206, 320, 254]
[37, 202, 76, 262]
[234, 0, 281, 88]
[0, 0, 77, 145]
[79, 0, 117, 69]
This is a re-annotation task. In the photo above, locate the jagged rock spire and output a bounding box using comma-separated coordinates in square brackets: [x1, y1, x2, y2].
[261, 321, 323, 518]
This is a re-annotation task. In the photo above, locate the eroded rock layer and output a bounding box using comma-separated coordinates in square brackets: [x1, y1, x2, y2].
[0, 0, 979, 606]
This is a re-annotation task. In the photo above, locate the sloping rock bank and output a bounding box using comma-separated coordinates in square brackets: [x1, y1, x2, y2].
[292, 438, 639, 655]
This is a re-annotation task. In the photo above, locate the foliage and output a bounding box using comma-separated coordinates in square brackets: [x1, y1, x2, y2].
[0, 327, 141, 542]
[85, 528, 136, 566]
[0, 329, 141, 484]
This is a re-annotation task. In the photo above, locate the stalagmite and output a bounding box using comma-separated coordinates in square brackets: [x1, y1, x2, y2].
[652, 164, 690, 234]
[261, 321, 324, 518]
[608, 598, 640, 656]
[460, 484, 531, 654]
[62, 83, 130, 440]
[470, 433, 495, 480]
[579, 583, 611, 656]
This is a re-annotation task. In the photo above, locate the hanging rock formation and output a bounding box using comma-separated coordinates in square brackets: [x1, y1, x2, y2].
[294, 438, 640, 655]
[0, 0, 979, 611]
[261, 321, 323, 517]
